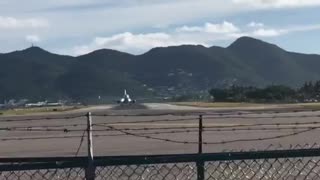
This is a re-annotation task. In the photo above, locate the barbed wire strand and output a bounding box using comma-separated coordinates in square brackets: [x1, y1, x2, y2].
[203, 126, 320, 132]
[90, 114, 320, 126]
[204, 114, 320, 120]
[0, 110, 320, 124]
[2, 123, 88, 130]
[91, 109, 320, 117]
[204, 109, 320, 116]
[106, 125, 319, 145]
[0, 135, 83, 141]
[204, 121, 320, 129]
[0, 125, 318, 142]
[92, 117, 197, 126]
[3, 121, 320, 133]
[0, 114, 85, 123]
[75, 130, 86, 157]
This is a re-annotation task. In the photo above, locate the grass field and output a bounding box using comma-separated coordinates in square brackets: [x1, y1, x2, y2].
[297, 103, 320, 110]
[0, 106, 79, 116]
[173, 101, 320, 110]
[172, 102, 263, 108]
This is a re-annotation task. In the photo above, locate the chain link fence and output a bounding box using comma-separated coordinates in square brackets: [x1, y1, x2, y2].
[1, 148, 320, 180]
[0, 168, 85, 180]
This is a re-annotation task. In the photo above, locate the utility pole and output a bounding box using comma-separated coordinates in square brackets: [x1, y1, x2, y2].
[197, 114, 205, 180]
[86, 112, 95, 180]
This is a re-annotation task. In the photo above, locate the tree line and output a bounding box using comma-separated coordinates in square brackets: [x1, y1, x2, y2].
[209, 81, 320, 103]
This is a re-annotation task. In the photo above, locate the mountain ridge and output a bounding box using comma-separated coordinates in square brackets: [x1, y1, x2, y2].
[1, 36, 320, 101]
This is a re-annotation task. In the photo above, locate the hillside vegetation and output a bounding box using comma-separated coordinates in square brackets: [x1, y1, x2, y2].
[1, 37, 320, 101]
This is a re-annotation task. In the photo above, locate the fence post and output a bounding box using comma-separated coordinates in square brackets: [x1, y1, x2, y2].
[197, 114, 205, 180]
[85, 112, 95, 180]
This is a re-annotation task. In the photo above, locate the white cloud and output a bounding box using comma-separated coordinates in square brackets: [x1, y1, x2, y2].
[252, 24, 320, 37]
[26, 35, 41, 43]
[0, 16, 49, 29]
[247, 22, 264, 28]
[72, 32, 203, 55]
[176, 21, 240, 33]
[252, 29, 283, 37]
[70, 21, 320, 55]
[233, 0, 320, 8]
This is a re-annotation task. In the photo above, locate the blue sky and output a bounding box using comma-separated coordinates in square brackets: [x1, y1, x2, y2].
[0, 0, 319, 55]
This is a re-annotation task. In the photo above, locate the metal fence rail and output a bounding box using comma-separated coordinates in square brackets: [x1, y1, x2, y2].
[1, 148, 320, 180]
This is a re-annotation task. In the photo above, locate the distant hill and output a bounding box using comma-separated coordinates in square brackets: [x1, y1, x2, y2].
[1, 37, 320, 101]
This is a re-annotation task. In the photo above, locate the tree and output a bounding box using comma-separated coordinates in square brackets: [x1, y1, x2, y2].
[209, 89, 229, 102]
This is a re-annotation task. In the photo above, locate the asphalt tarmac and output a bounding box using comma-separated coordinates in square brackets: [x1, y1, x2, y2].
[0, 103, 320, 157]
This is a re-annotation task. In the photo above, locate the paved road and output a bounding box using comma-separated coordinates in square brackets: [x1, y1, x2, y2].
[0, 103, 320, 157]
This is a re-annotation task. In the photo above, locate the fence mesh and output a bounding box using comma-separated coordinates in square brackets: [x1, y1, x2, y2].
[2, 156, 320, 180]
[0, 168, 85, 180]
[205, 158, 320, 180]
[95, 163, 197, 180]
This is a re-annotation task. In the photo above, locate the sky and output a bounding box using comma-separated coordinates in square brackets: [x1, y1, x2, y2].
[0, 0, 320, 56]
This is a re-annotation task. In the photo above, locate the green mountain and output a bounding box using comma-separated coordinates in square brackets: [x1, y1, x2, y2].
[1, 37, 320, 101]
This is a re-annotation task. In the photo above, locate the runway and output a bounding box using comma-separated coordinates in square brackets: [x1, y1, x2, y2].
[0, 103, 320, 157]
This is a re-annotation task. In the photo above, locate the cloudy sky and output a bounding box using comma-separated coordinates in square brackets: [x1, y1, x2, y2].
[0, 0, 320, 55]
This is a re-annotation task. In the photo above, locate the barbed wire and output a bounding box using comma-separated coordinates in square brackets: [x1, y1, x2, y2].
[204, 114, 320, 120]
[0, 130, 197, 141]
[91, 109, 320, 117]
[94, 129, 199, 137]
[0, 109, 319, 125]
[1, 125, 318, 142]
[204, 121, 320, 129]
[75, 130, 86, 157]
[105, 125, 319, 145]
[92, 117, 197, 126]
[203, 128, 318, 145]
[91, 113, 196, 117]
[3, 120, 320, 133]
[0, 127, 86, 132]
[0, 135, 84, 141]
[0, 114, 85, 123]
[93, 124, 198, 131]
[3, 123, 88, 129]
[204, 126, 320, 132]
[204, 109, 320, 116]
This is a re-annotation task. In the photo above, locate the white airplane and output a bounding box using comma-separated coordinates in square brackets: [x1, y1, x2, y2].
[117, 89, 136, 104]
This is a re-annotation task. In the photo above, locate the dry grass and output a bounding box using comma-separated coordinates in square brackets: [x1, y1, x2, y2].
[173, 102, 320, 111]
[0, 106, 79, 116]
[296, 103, 320, 110]
[172, 102, 263, 108]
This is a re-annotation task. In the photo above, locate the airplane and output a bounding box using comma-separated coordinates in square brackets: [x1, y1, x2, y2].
[117, 89, 136, 104]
